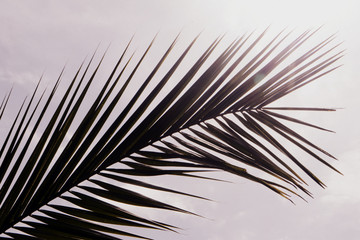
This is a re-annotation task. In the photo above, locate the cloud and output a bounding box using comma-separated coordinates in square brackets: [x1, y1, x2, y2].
[321, 148, 360, 204]
[1, 0, 359, 239]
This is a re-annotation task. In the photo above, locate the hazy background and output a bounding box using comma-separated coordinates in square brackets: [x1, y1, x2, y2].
[1, 0, 359, 239]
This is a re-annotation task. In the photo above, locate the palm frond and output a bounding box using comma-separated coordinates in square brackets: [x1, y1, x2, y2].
[0, 30, 342, 239]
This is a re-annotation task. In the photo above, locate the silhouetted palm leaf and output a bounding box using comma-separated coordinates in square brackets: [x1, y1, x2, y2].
[0, 29, 342, 239]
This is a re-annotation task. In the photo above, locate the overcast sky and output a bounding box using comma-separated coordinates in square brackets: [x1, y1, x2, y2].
[1, 0, 360, 239]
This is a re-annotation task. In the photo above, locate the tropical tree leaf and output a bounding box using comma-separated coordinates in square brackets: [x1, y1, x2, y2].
[0, 29, 342, 239]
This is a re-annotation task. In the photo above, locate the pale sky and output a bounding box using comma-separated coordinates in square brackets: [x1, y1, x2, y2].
[1, 0, 360, 239]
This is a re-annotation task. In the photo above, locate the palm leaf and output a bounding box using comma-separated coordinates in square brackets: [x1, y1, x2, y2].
[0, 29, 342, 239]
